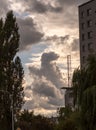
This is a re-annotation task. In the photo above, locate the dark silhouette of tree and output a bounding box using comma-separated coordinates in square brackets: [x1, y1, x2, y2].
[17, 110, 54, 130]
[0, 11, 24, 130]
[56, 106, 78, 130]
[72, 55, 96, 130]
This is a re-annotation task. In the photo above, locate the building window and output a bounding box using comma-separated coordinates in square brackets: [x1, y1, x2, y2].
[82, 34, 85, 41]
[82, 45, 85, 52]
[88, 42, 93, 51]
[87, 20, 92, 27]
[87, 8, 92, 16]
[82, 56, 85, 63]
[81, 23, 85, 29]
[81, 11, 84, 18]
[88, 31, 93, 39]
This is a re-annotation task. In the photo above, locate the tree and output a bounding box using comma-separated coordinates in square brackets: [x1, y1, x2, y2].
[81, 85, 96, 130]
[57, 106, 72, 121]
[17, 110, 54, 130]
[0, 11, 24, 130]
[72, 55, 96, 130]
[17, 110, 34, 130]
[56, 107, 79, 130]
[72, 68, 86, 108]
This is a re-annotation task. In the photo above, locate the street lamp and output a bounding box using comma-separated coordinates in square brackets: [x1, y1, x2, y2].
[0, 90, 14, 130]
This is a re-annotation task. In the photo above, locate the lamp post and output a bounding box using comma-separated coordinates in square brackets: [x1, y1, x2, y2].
[0, 90, 14, 130]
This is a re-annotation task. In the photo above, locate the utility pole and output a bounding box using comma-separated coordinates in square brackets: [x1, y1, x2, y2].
[67, 55, 71, 87]
[61, 55, 72, 107]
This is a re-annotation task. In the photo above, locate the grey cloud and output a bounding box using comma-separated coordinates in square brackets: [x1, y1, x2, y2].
[39, 101, 55, 110]
[22, 0, 63, 14]
[17, 17, 44, 50]
[24, 88, 32, 99]
[18, 0, 78, 31]
[64, 6, 78, 28]
[27, 52, 64, 110]
[23, 100, 37, 110]
[41, 52, 59, 66]
[29, 52, 64, 88]
[71, 38, 79, 51]
[57, 0, 76, 6]
[26, 0, 76, 13]
[32, 78, 61, 98]
[50, 6, 63, 13]
[25, 85, 32, 90]
[45, 35, 69, 44]
[0, 0, 9, 16]
[32, 0, 48, 13]
[48, 97, 63, 106]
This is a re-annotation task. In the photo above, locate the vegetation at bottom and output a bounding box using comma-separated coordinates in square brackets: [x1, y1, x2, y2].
[1, 10, 96, 130]
[16, 110, 55, 130]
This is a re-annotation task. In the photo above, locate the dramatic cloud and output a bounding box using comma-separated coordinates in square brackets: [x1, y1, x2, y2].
[71, 38, 79, 52]
[45, 35, 79, 53]
[17, 17, 44, 50]
[20, 0, 63, 14]
[32, 77, 62, 98]
[29, 52, 64, 88]
[45, 35, 69, 44]
[24, 52, 65, 111]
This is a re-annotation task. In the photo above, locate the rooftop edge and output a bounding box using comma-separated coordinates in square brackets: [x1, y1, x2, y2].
[79, 0, 95, 7]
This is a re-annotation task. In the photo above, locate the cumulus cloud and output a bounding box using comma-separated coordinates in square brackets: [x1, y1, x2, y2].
[41, 52, 59, 65]
[32, 77, 62, 98]
[29, 52, 64, 88]
[17, 17, 44, 50]
[25, 52, 65, 111]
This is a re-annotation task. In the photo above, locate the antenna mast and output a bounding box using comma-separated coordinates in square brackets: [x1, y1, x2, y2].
[67, 55, 71, 87]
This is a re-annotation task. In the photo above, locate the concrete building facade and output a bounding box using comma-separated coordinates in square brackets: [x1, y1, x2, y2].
[79, 0, 96, 67]
[65, 89, 74, 108]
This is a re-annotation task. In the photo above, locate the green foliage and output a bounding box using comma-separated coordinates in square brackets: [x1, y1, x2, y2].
[55, 107, 80, 130]
[72, 55, 96, 130]
[57, 106, 72, 121]
[81, 86, 96, 130]
[16, 110, 54, 130]
[18, 109, 34, 123]
[72, 68, 87, 107]
[0, 11, 24, 130]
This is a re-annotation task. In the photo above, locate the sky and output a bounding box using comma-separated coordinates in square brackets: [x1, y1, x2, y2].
[0, 0, 90, 116]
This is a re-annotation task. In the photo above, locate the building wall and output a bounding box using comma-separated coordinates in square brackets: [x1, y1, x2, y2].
[79, 0, 96, 68]
[65, 89, 73, 108]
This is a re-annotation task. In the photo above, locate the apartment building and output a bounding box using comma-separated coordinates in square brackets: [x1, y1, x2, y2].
[79, 0, 96, 67]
